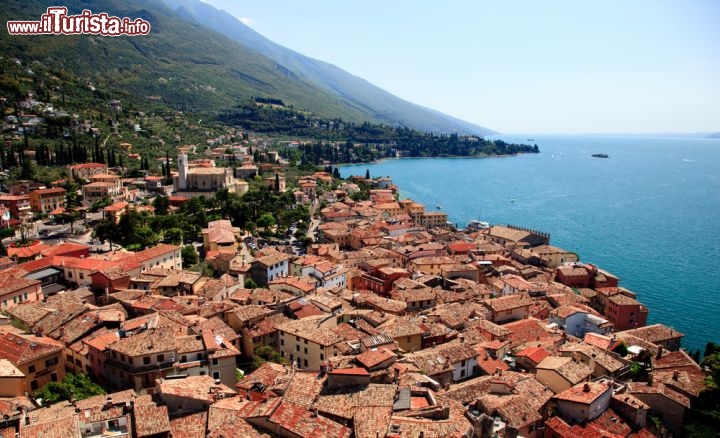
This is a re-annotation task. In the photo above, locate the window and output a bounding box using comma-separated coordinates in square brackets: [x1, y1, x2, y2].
[460, 369, 466, 378]
[31, 380, 38, 391]
[143, 356, 151, 365]
[128, 357, 133, 365]
[28, 365, 36, 373]
[45, 357, 58, 367]
[320, 354, 324, 361]
[304, 339, 308, 345]
[68, 271, 72, 278]
[303, 359, 308, 367]
[79, 273, 84, 280]
[157, 354, 164, 362]
[212, 358, 219, 366]
[280, 339, 284, 346]
[213, 371, 220, 380]
[296, 345, 300, 352]
[181, 355, 187, 363]
[304, 348, 308, 355]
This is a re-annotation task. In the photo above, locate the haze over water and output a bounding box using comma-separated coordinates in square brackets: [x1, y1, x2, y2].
[340, 134, 720, 353]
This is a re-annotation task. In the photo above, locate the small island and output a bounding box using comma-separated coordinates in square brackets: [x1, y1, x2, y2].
[592, 153, 610, 158]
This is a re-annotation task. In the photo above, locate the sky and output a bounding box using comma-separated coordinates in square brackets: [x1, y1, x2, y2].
[201, 0, 720, 134]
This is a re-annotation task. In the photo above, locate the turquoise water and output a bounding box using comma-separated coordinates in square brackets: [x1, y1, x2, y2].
[340, 134, 720, 352]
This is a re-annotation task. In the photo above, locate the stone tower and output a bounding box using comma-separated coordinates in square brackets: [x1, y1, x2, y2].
[178, 153, 188, 190]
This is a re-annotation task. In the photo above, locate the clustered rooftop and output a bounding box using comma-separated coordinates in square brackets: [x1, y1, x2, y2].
[0, 173, 699, 438]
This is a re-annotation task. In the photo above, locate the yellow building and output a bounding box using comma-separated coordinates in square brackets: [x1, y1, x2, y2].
[29, 187, 66, 214]
[0, 332, 65, 394]
[276, 316, 343, 371]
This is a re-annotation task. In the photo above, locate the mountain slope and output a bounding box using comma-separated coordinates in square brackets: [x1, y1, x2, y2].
[0, 0, 377, 120]
[0, 0, 494, 135]
[161, 0, 496, 135]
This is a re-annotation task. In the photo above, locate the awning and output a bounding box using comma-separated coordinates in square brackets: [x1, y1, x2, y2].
[25, 267, 62, 280]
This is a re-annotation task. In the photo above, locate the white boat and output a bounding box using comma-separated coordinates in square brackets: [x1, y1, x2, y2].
[467, 220, 490, 231]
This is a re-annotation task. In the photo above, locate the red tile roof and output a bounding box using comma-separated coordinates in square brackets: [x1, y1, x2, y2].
[268, 401, 351, 438]
[0, 332, 63, 365]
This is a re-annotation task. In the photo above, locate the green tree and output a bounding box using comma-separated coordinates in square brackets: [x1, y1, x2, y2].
[164, 228, 184, 245]
[244, 278, 258, 289]
[181, 245, 198, 267]
[365, 169, 370, 180]
[33, 373, 105, 405]
[249, 345, 287, 372]
[64, 184, 82, 234]
[256, 213, 276, 231]
[152, 195, 170, 216]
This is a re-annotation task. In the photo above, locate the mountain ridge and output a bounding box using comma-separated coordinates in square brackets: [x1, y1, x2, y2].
[0, 0, 494, 135]
[158, 0, 496, 135]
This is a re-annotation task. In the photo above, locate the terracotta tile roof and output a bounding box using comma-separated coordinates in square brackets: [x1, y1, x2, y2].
[482, 295, 533, 313]
[536, 356, 593, 386]
[353, 406, 393, 438]
[268, 401, 351, 438]
[443, 375, 495, 404]
[355, 347, 396, 370]
[282, 372, 325, 409]
[83, 328, 121, 352]
[405, 343, 477, 376]
[583, 332, 618, 350]
[560, 344, 627, 373]
[475, 348, 511, 375]
[311, 383, 396, 421]
[228, 305, 273, 325]
[108, 327, 177, 357]
[117, 244, 180, 267]
[0, 332, 63, 365]
[31, 187, 66, 195]
[504, 318, 559, 348]
[134, 403, 171, 437]
[277, 316, 344, 347]
[236, 362, 289, 392]
[620, 324, 684, 344]
[169, 411, 208, 437]
[19, 414, 80, 438]
[0, 271, 39, 295]
[515, 346, 550, 365]
[627, 381, 691, 409]
[377, 317, 426, 339]
[208, 411, 270, 437]
[553, 381, 612, 405]
[387, 396, 473, 437]
[355, 292, 407, 314]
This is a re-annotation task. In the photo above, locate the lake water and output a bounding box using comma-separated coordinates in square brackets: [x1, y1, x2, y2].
[340, 134, 720, 353]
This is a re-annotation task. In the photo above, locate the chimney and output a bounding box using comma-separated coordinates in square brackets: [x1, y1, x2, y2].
[647, 374, 653, 386]
[583, 383, 591, 392]
[656, 346, 663, 359]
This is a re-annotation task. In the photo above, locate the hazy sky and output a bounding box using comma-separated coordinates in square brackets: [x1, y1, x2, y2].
[202, 1, 720, 134]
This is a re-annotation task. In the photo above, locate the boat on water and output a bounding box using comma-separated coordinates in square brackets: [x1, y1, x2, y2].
[467, 220, 490, 231]
[527, 138, 535, 141]
[592, 153, 610, 158]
